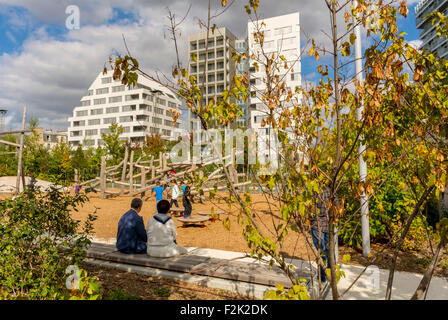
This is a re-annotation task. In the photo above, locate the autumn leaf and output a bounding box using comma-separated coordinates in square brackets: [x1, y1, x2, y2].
[398, 1, 408, 18]
[221, 0, 228, 6]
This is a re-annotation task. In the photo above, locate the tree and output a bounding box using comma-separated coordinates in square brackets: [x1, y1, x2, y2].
[108, 0, 448, 300]
[101, 122, 125, 165]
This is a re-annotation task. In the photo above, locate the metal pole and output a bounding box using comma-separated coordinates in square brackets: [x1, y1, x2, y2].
[16, 106, 27, 194]
[353, 0, 370, 257]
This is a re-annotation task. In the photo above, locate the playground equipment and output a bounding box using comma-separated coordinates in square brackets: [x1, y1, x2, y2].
[0, 107, 31, 194]
[77, 146, 251, 200]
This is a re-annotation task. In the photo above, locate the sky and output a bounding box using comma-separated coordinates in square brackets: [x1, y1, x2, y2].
[0, 0, 424, 131]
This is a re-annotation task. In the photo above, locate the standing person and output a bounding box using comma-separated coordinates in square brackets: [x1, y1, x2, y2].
[170, 180, 180, 208]
[74, 181, 82, 195]
[152, 183, 165, 206]
[308, 187, 339, 283]
[182, 181, 192, 218]
[116, 198, 147, 254]
[146, 200, 188, 257]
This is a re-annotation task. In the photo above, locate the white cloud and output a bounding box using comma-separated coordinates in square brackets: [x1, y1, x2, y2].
[408, 39, 423, 49]
[0, 0, 415, 130]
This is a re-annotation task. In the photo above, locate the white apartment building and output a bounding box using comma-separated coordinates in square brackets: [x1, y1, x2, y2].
[247, 12, 301, 165]
[67, 70, 182, 149]
[188, 27, 237, 106]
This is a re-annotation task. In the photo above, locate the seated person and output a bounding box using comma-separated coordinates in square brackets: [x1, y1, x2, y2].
[116, 198, 147, 254]
[146, 200, 188, 258]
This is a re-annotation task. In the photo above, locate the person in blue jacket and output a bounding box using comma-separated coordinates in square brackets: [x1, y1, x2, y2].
[116, 198, 148, 254]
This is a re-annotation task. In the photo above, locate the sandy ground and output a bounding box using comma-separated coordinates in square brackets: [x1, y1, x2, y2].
[1, 190, 447, 277]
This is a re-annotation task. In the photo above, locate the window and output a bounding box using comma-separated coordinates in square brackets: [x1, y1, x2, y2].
[73, 120, 85, 127]
[91, 108, 103, 115]
[277, 37, 296, 48]
[125, 94, 139, 101]
[76, 110, 88, 117]
[199, 53, 205, 61]
[70, 131, 82, 137]
[156, 98, 166, 106]
[112, 85, 125, 92]
[102, 77, 112, 84]
[208, 86, 215, 94]
[217, 61, 224, 69]
[208, 39, 214, 47]
[84, 140, 95, 146]
[152, 117, 162, 124]
[217, 73, 224, 81]
[190, 42, 197, 50]
[154, 107, 164, 115]
[208, 62, 215, 71]
[109, 96, 122, 103]
[103, 117, 116, 125]
[168, 101, 177, 109]
[136, 115, 149, 122]
[291, 73, 300, 81]
[150, 127, 160, 134]
[216, 38, 223, 46]
[216, 50, 224, 57]
[208, 52, 214, 59]
[191, 65, 197, 73]
[133, 126, 146, 132]
[85, 129, 98, 136]
[165, 119, 173, 126]
[96, 87, 109, 95]
[93, 98, 106, 105]
[119, 116, 133, 123]
[208, 74, 215, 82]
[81, 100, 90, 106]
[87, 89, 94, 96]
[198, 41, 205, 49]
[217, 85, 224, 93]
[123, 127, 130, 133]
[122, 105, 136, 112]
[88, 119, 101, 126]
[106, 106, 119, 114]
[142, 93, 153, 102]
[275, 26, 292, 36]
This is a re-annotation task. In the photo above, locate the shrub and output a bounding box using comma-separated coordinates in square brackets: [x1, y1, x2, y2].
[0, 186, 97, 299]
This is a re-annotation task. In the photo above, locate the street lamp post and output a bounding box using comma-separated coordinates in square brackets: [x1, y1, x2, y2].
[353, 0, 371, 257]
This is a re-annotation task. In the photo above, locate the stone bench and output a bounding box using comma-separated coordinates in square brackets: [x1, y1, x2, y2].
[86, 242, 315, 289]
[176, 216, 209, 227]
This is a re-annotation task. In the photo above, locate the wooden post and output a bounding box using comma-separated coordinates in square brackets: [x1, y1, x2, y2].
[120, 147, 129, 195]
[141, 166, 147, 198]
[16, 106, 27, 194]
[129, 149, 134, 196]
[74, 169, 79, 184]
[158, 151, 162, 169]
[100, 156, 106, 200]
[150, 156, 155, 179]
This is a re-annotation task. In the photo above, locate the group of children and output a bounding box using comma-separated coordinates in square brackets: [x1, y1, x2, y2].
[116, 198, 188, 258]
[151, 179, 193, 218]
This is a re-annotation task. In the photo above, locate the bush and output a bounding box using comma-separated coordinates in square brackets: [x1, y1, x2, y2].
[0, 186, 97, 299]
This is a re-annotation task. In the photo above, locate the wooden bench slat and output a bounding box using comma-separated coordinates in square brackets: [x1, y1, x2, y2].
[86, 242, 313, 288]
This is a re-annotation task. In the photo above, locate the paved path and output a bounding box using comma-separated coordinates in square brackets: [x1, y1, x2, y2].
[91, 237, 448, 300]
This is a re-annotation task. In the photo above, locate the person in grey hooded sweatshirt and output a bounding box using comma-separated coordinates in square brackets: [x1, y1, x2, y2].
[146, 200, 188, 257]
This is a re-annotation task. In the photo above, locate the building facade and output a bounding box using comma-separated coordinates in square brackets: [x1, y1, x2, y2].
[67, 70, 182, 149]
[247, 12, 302, 163]
[34, 128, 68, 149]
[416, 0, 448, 58]
[188, 27, 237, 106]
[235, 38, 249, 127]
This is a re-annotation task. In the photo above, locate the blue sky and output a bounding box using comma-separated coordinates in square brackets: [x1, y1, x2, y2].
[0, 0, 424, 131]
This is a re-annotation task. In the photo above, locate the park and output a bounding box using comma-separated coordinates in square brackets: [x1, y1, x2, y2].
[1, 0, 448, 304]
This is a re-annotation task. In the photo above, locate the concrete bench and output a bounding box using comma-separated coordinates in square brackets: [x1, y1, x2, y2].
[197, 211, 225, 222]
[86, 242, 315, 289]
